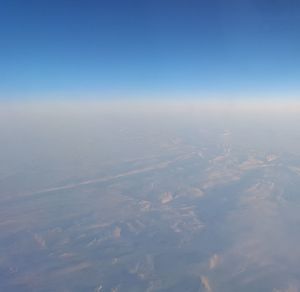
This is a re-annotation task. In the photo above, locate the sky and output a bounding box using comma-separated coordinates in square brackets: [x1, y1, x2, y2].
[1, 0, 300, 101]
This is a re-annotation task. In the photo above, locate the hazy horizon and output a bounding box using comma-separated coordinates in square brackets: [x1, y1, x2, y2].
[1, 0, 300, 291]
[2, 103, 300, 291]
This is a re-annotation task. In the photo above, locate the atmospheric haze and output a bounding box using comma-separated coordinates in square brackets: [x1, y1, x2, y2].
[1, 101, 300, 291]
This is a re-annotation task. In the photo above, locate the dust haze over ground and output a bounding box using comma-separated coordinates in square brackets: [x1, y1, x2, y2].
[1, 101, 300, 291]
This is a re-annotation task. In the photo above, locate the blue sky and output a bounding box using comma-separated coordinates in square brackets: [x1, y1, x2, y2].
[1, 0, 300, 101]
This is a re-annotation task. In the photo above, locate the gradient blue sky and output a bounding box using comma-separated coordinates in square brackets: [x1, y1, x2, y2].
[1, 0, 300, 101]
